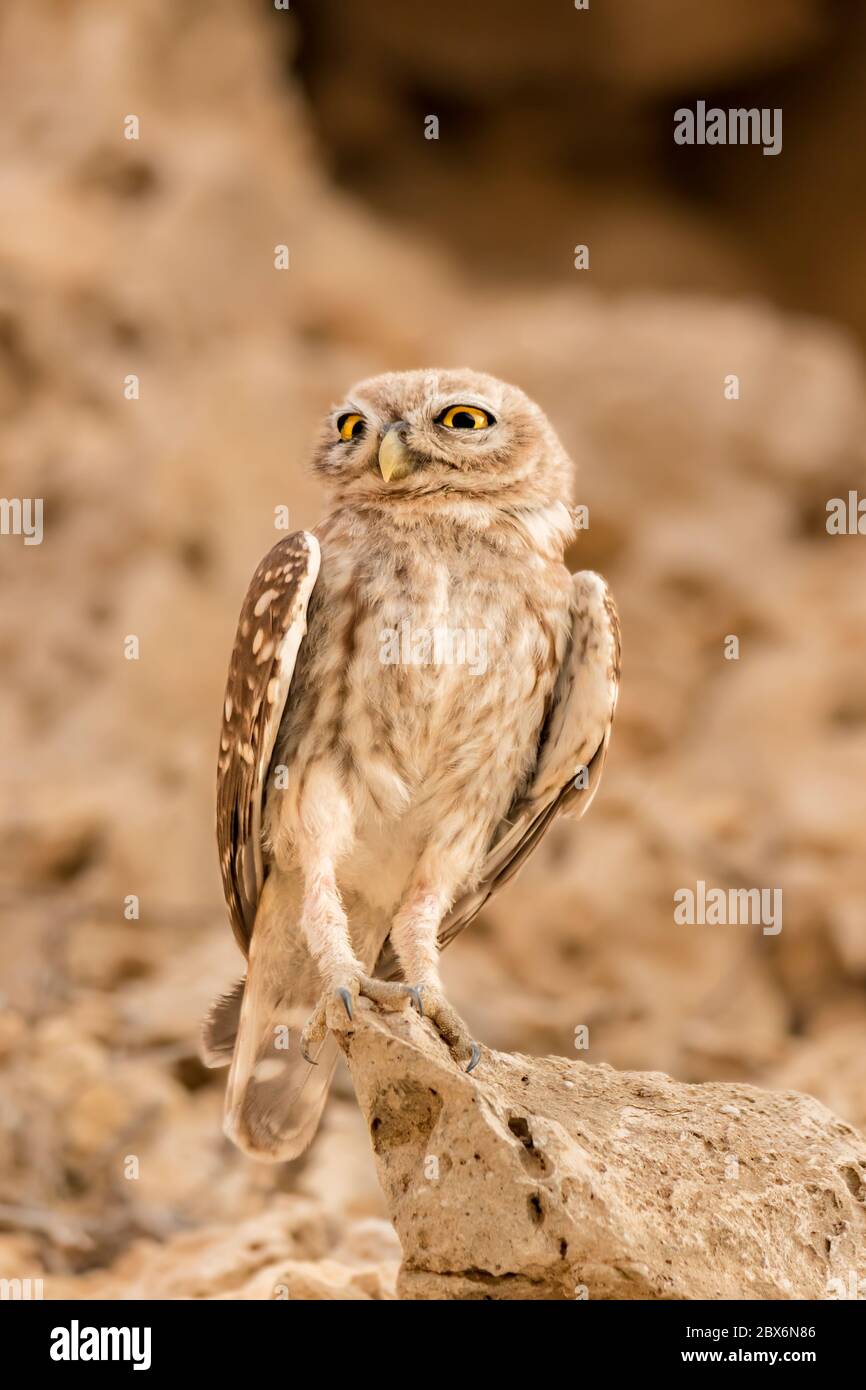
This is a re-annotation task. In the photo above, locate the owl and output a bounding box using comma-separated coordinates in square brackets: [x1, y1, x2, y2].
[202, 368, 620, 1161]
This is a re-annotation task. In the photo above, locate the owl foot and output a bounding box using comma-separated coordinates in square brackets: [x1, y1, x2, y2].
[414, 985, 482, 1074]
[300, 974, 422, 1063]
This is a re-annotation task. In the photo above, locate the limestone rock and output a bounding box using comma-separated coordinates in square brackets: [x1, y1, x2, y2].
[339, 1006, 866, 1301]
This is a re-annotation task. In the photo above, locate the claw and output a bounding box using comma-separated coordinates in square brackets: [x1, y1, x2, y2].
[407, 986, 424, 1017]
[301, 1043, 318, 1066]
[337, 987, 354, 1022]
[466, 1042, 481, 1075]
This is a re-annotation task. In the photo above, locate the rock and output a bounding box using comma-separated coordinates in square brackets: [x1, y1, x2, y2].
[298, 0, 823, 100]
[44, 1200, 400, 1301]
[338, 1005, 866, 1301]
[592, 0, 825, 92]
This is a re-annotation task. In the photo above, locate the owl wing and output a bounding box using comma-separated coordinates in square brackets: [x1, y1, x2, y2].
[377, 570, 619, 977]
[216, 531, 321, 954]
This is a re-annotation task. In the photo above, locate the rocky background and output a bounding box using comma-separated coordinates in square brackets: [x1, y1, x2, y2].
[0, 0, 864, 1299]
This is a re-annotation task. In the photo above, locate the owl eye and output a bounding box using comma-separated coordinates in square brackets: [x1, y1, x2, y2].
[337, 412, 365, 441]
[438, 405, 494, 430]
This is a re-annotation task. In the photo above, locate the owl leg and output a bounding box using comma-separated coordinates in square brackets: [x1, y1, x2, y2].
[295, 854, 420, 1062]
[296, 856, 422, 1061]
[295, 854, 360, 1055]
[389, 884, 482, 1074]
[290, 767, 421, 1059]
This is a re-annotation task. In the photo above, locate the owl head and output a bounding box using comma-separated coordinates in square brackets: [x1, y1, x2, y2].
[311, 369, 575, 540]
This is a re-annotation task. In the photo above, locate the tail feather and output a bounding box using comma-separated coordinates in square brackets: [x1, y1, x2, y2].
[205, 872, 389, 1162]
[224, 1026, 340, 1163]
[200, 978, 245, 1068]
[219, 871, 332, 1162]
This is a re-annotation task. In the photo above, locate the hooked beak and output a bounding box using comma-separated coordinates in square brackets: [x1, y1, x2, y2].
[378, 422, 414, 482]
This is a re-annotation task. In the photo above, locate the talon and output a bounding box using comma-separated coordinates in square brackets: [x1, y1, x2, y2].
[407, 986, 424, 1017]
[301, 1043, 318, 1066]
[466, 1042, 481, 1074]
[337, 987, 354, 1022]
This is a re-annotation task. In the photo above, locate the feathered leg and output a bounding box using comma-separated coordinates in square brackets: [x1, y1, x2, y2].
[390, 879, 482, 1073]
[283, 764, 420, 1058]
[295, 847, 421, 1059]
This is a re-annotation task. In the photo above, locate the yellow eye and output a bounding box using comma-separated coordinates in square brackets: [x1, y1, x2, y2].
[438, 405, 493, 430]
[337, 412, 365, 441]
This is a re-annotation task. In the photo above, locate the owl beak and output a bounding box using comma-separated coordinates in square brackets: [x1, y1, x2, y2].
[378, 422, 414, 482]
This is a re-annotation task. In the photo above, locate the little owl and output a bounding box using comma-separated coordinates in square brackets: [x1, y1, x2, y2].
[202, 368, 620, 1160]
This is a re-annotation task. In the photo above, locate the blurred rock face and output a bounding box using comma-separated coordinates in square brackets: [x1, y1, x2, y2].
[293, 0, 866, 337]
[0, 0, 864, 1296]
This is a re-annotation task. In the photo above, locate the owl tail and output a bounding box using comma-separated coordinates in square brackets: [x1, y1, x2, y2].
[200, 873, 338, 1163]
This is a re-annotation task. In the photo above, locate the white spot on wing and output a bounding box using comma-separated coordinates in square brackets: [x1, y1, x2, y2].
[254, 589, 280, 616]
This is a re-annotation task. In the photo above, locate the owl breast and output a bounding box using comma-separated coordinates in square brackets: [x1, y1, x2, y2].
[269, 521, 572, 908]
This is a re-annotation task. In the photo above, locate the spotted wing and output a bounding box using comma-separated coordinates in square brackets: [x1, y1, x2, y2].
[216, 531, 320, 954]
[441, 570, 620, 944]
